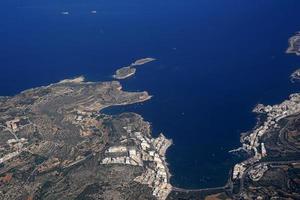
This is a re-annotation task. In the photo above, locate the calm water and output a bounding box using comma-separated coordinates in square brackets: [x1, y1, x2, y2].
[1, 0, 300, 188]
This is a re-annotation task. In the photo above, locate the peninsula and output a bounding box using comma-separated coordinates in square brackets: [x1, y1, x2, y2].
[0, 77, 173, 200]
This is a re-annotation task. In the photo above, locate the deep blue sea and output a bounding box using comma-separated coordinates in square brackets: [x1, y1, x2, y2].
[1, 0, 300, 189]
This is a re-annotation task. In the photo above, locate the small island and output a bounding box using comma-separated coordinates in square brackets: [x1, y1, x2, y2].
[113, 66, 136, 80]
[286, 32, 300, 56]
[131, 58, 156, 66]
[290, 68, 300, 82]
[113, 57, 156, 80]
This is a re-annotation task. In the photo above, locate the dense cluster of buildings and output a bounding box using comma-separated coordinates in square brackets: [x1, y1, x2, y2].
[101, 126, 172, 200]
[232, 93, 300, 180]
[5, 118, 20, 131]
[101, 145, 143, 166]
[0, 137, 25, 164]
[248, 164, 268, 181]
[0, 117, 31, 164]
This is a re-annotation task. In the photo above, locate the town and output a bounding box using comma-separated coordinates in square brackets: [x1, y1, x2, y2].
[232, 93, 300, 180]
[101, 125, 172, 200]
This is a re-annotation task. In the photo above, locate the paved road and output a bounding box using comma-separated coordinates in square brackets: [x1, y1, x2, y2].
[172, 186, 227, 193]
[171, 159, 300, 196]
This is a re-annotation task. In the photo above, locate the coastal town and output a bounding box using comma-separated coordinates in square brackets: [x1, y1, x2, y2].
[162, 32, 300, 200]
[1, 30, 300, 200]
[101, 129, 172, 200]
[0, 77, 165, 200]
[2, 0, 300, 198]
[1, 59, 300, 199]
[231, 93, 300, 180]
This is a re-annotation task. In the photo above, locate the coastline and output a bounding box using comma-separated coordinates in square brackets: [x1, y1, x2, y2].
[0, 75, 173, 200]
[1, 0, 300, 198]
